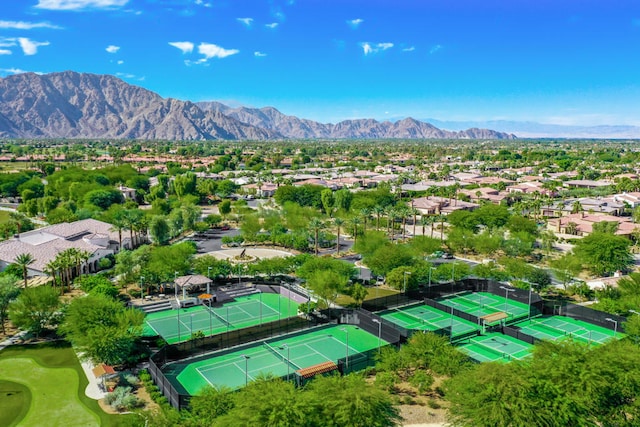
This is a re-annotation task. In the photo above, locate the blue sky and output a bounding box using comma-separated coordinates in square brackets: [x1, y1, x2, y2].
[1, 0, 640, 126]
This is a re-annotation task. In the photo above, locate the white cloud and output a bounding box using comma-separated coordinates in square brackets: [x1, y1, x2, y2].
[429, 44, 443, 54]
[0, 68, 30, 75]
[169, 41, 194, 54]
[360, 42, 393, 55]
[117, 60, 123, 64]
[402, 46, 415, 52]
[265, 22, 278, 29]
[18, 38, 50, 55]
[0, 49, 12, 55]
[198, 42, 239, 59]
[0, 20, 62, 30]
[184, 58, 208, 67]
[347, 18, 363, 28]
[237, 17, 253, 27]
[254, 51, 267, 57]
[35, 0, 128, 10]
[105, 45, 120, 53]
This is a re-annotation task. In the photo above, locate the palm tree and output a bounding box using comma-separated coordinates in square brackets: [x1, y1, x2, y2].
[333, 217, 344, 256]
[14, 253, 35, 289]
[360, 208, 371, 234]
[372, 206, 384, 230]
[385, 206, 396, 240]
[308, 218, 325, 255]
[571, 200, 583, 215]
[348, 216, 362, 247]
[110, 211, 127, 251]
[44, 260, 61, 294]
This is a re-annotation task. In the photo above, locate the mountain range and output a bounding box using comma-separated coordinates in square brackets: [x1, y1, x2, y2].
[424, 119, 640, 139]
[0, 71, 515, 141]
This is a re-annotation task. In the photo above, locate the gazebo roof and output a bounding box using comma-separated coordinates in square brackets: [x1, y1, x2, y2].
[92, 364, 116, 378]
[175, 274, 212, 288]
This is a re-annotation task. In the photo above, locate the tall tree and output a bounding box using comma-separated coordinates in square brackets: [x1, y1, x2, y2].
[333, 217, 344, 255]
[308, 217, 325, 256]
[60, 294, 144, 365]
[14, 252, 35, 289]
[0, 275, 20, 334]
[8, 286, 61, 337]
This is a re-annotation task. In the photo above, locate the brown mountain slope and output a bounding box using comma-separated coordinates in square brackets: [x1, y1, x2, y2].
[0, 71, 515, 140]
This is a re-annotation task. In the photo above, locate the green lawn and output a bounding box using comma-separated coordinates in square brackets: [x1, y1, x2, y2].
[0, 210, 11, 224]
[0, 342, 133, 427]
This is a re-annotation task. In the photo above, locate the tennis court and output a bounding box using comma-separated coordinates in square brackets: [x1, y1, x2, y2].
[174, 324, 385, 394]
[143, 292, 299, 344]
[458, 332, 533, 363]
[437, 291, 531, 324]
[514, 316, 622, 345]
[379, 303, 480, 340]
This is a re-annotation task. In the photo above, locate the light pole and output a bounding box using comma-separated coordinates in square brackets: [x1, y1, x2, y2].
[372, 319, 382, 352]
[403, 271, 411, 293]
[279, 344, 291, 381]
[207, 299, 212, 335]
[526, 280, 534, 321]
[259, 289, 263, 324]
[174, 271, 179, 301]
[241, 354, 250, 386]
[629, 310, 639, 344]
[499, 285, 515, 315]
[340, 327, 350, 371]
[238, 264, 242, 285]
[576, 327, 592, 348]
[140, 276, 145, 300]
[190, 314, 195, 348]
[451, 262, 456, 283]
[449, 305, 454, 343]
[428, 266, 435, 289]
[207, 266, 212, 294]
[605, 317, 618, 337]
[177, 308, 181, 343]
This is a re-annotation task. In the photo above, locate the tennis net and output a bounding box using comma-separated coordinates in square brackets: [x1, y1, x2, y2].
[204, 305, 232, 326]
[528, 320, 567, 338]
[263, 342, 302, 370]
[394, 308, 441, 329]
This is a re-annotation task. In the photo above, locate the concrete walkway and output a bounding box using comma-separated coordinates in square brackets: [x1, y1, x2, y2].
[0, 330, 28, 351]
[78, 353, 108, 400]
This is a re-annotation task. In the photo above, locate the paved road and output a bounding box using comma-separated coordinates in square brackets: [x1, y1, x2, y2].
[183, 228, 240, 254]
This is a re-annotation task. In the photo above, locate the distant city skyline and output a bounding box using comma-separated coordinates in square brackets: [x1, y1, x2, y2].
[1, 0, 640, 126]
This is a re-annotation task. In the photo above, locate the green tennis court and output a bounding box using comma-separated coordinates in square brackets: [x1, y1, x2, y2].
[174, 325, 385, 394]
[458, 332, 533, 363]
[379, 303, 480, 339]
[514, 316, 622, 345]
[143, 293, 299, 344]
[437, 291, 531, 323]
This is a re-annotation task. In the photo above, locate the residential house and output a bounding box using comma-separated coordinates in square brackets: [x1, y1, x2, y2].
[0, 218, 133, 277]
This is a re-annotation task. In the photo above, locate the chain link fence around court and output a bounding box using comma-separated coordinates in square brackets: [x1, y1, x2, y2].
[541, 300, 626, 333]
[362, 278, 545, 317]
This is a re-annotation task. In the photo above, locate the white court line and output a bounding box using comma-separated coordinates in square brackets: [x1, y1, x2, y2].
[303, 343, 334, 362]
[145, 321, 161, 336]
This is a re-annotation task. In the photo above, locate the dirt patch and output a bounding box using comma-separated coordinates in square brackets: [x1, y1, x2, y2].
[399, 404, 447, 426]
[97, 382, 159, 415]
[390, 378, 450, 427]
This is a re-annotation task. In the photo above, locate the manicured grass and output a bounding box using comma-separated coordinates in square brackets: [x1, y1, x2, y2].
[0, 342, 133, 427]
[0, 380, 31, 427]
[0, 210, 11, 224]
